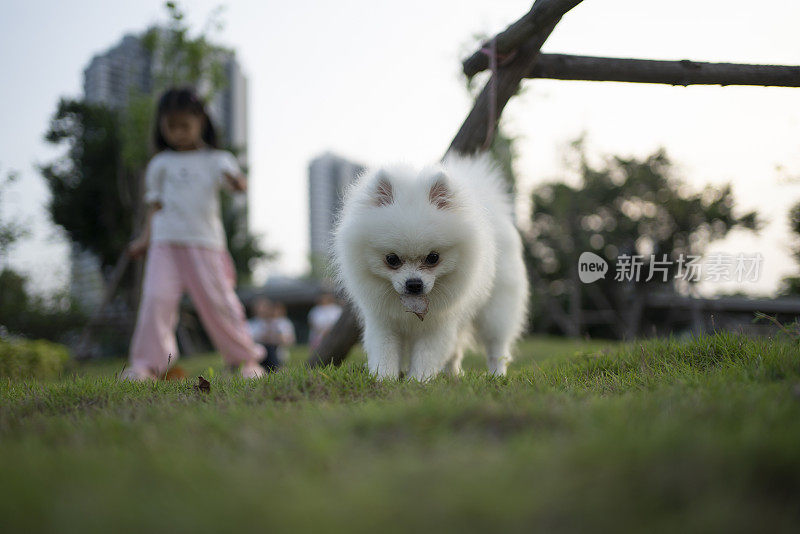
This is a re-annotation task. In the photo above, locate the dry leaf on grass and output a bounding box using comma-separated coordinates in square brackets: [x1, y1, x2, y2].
[164, 366, 186, 381]
[194, 376, 211, 393]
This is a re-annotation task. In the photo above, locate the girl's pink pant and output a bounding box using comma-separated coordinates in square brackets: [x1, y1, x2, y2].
[128, 243, 264, 373]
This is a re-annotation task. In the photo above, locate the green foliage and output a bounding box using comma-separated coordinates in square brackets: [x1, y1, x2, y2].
[40, 99, 132, 268]
[0, 268, 27, 316]
[1, 334, 800, 531]
[0, 268, 85, 342]
[0, 167, 82, 343]
[143, 2, 229, 98]
[530, 138, 759, 280]
[119, 92, 154, 177]
[527, 138, 760, 336]
[0, 338, 70, 380]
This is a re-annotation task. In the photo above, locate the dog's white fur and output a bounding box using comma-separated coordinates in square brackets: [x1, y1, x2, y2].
[333, 155, 528, 380]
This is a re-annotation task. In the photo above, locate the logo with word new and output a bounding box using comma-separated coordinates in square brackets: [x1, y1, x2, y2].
[578, 252, 608, 283]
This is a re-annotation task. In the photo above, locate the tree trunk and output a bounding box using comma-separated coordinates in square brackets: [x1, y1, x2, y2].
[307, 301, 362, 367]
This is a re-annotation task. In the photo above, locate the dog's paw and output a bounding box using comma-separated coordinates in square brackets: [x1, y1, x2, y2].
[407, 365, 442, 382]
[368, 361, 401, 380]
[373, 370, 400, 381]
[487, 355, 511, 376]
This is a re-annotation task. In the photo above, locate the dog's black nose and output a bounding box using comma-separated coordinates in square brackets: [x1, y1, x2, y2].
[405, 278, 424, 294]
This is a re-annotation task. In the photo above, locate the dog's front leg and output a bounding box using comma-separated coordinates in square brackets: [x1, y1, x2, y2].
[408, 325, 458, 382]
[363, 321, 401, 379]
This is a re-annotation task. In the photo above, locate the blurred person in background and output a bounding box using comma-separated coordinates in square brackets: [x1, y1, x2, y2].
[267, 302, 295, 368]
[248, 298, 295, 371]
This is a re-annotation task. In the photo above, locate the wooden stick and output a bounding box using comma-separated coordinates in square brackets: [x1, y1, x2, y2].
[449, 26, 556, 156]
[449, 3, 584, 155]
[528, 53, 800, 87]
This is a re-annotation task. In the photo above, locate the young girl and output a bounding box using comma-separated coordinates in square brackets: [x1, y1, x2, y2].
[121, 87, 266, 380]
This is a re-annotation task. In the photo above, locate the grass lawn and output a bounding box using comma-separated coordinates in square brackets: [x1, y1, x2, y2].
[2, 333, 800, 533]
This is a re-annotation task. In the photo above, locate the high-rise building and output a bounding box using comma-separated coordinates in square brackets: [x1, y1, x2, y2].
[83, 34, 152, 110]
[73, 30, 248, 310]
[308, 152, 364, 277]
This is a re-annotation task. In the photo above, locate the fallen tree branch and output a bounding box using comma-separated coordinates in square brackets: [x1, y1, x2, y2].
[450, 2, 582, 155]
[462, 0, 583, 78]
[449, 24, 557, 155]
[528, 53, 800, 87]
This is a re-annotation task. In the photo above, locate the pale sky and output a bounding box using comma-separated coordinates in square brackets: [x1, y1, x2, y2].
[1, 0, 799, 297]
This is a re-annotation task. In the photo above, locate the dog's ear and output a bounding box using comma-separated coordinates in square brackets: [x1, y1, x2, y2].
[428, 171, 453, 210]
[372, 172, 394, 207]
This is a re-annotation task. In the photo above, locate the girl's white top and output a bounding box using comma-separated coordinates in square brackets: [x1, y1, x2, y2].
[144, 149, 241, 250]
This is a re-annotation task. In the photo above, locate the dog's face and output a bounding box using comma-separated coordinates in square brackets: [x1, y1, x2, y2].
[366, 236, 462, 303]
[349, 166, 473, 319]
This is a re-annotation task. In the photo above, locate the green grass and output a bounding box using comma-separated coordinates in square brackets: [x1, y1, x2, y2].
[2, 334, 800, 533]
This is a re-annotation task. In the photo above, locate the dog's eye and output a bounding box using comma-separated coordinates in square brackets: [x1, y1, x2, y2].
[424, 252, 440, 266]
[385, 253, 402, 269]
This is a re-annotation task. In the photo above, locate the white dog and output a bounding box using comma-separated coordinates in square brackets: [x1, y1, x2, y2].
[333, 155, 528, 380]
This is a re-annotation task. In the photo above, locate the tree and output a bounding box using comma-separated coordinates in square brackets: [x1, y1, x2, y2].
[527, 138, 759, 338]
[142, 2, 228, 96]
[41, 101, 131, 269]
[0, 171, 84, 341]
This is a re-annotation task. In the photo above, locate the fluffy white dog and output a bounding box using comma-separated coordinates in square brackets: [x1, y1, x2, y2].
[333, 155, 528, 380]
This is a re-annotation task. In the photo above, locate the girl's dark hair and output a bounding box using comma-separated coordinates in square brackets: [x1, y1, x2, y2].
[152, 87, 218, 151]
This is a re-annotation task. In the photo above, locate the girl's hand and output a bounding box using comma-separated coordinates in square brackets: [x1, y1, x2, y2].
[224, 172, 247, 192]
[127, 237, 149, 259]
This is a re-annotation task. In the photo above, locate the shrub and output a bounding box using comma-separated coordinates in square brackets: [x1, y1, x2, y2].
[0, 268, 85, 343]
[0, 338, 71, 380]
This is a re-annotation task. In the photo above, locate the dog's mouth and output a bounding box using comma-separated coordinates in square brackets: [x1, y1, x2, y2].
[399, 294, 428, 321]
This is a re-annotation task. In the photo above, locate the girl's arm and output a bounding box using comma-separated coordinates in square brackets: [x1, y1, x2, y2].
[127, 202, 162, 258]
[223, 172, 247, 192]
